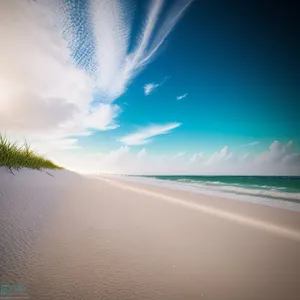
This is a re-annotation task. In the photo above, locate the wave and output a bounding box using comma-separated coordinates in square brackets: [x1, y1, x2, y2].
[173, 180, 300, 202]
[145, 175, 300, 193]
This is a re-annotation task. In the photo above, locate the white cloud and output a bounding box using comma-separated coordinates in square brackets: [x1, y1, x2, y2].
[144, 83, 160, 95]
[255, 140, 293, 165]
[120, 122, 181, 145]
[176, 93, 188, 100]
[83, 104, 121, 130]
[207, 146, 232, 165]
[0, 0, 193, 148]
[190, 152, 204, 163]
[144, 76, 170, 96]
[43, 140, 300, 175]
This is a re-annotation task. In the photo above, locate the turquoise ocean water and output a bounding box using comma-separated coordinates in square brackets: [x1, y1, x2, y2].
[145, 176, 300, 202]
[147, 176, 299, 196]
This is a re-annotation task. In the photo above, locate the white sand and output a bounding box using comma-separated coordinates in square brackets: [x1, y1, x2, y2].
[1, 168, 300, 299]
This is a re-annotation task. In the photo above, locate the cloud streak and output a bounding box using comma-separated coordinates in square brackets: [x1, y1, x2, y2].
[240, 141, 260, 147]
[176, 93, 188, 100]
[120, 122, 181, 145]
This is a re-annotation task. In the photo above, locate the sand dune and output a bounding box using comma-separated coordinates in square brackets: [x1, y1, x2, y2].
[1, 168, 300, 299]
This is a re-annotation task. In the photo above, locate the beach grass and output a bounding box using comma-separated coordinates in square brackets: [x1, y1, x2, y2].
[0, 133, 63, 172]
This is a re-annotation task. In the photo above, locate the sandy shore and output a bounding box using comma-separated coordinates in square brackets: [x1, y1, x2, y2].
[1, 169, 300, 299]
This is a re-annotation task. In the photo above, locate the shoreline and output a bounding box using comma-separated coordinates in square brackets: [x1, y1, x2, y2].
[97, 174, 300, 212]
[91, 176, 300, 240]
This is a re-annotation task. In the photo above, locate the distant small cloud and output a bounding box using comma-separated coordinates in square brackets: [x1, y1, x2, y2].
[207, 146, 233, 165]
[144, 83, 160, 95]
[176, 93, 188, 100]
[240, 141, 260, 147]
[190, 152, 204, 163]
[144, 76, 170, 96]
[120, 122, 181, 145]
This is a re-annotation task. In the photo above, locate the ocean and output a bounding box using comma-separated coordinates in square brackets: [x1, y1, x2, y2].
[124, 175, 300, 212]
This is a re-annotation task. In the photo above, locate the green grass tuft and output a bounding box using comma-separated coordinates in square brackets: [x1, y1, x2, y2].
[0, 133, 64, 172]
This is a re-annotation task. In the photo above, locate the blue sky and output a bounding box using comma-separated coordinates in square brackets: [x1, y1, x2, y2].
[76, 0, 299, 152]
[1, 0, 299, 174]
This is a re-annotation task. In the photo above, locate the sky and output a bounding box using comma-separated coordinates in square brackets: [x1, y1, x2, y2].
[0, 0, 299, 175]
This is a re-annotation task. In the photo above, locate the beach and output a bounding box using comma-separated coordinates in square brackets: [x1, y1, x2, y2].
[1, 169, 300, 299]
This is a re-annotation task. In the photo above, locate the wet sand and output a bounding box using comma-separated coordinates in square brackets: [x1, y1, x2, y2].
[1, 169, 300, 299]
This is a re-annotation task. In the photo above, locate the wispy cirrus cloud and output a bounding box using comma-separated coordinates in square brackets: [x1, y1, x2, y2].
[0, 0, 193, 147]
[120, 122, 181, 145]
[176, 93, 188, 100]
[89, 0, 192, 101]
